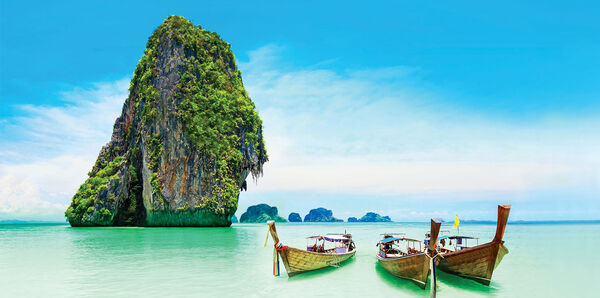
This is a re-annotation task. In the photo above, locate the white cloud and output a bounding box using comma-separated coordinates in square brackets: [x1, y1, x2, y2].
[0, 79, 128, 220]
[240, 45, 600, 197]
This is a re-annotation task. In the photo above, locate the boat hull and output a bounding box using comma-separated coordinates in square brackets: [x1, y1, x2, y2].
[279, 247, 356, 276]
[378, 253, 430, 289]
[436, 242, 508, 285]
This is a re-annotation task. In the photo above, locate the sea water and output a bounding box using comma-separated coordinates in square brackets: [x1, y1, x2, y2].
[1, 222, 598, 297]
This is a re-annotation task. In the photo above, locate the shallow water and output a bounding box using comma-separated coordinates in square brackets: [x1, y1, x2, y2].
[1, 222, 598, 297]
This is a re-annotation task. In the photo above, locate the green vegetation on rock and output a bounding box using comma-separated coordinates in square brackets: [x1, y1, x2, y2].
[65, 156, 123, 225]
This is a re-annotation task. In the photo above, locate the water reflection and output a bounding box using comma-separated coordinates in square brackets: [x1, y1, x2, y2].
[287, 257, 357, 281]
[375, 262, 429, 296]
[436, 270, 497, 294]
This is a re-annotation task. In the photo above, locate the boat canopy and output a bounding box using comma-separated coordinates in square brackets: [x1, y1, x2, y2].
[437, 235, 478, 240]
[307, 235, 349, 242]
[379, 237, 421, 244]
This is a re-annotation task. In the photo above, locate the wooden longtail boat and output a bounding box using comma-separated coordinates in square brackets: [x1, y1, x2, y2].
[377, 219, 442, 289]
[434, 204, 511, 285]
[266, 221, 356, 277]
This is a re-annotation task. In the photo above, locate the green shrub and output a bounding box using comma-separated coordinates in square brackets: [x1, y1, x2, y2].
[65, 155, 124, 224]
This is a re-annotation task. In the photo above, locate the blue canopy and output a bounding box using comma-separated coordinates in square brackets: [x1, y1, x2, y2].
[437, 235, 477, 240]
[379, 237, 420, 243]
[379, 237, 404, 243]
[307, 235, 349, 242]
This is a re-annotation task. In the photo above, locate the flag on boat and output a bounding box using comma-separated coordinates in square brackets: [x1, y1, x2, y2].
[453, 215, 460, 229]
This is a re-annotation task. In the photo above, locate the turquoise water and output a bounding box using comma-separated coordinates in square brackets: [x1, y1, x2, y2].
[1, 222, 598, 297]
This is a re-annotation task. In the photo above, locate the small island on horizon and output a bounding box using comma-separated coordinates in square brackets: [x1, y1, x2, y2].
[231, 205, 394, 223]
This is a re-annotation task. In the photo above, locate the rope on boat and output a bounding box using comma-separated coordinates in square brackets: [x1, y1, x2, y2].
[273, 241, 288, 276]
[265, 223, 287, 277]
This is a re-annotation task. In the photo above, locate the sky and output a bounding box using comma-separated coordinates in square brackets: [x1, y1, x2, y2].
[0, 1, 598, 222]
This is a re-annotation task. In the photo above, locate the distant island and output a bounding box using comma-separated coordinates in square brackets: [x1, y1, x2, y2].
[304, 208, 342, 222]
[239, 204, 286, 223]
[353, 212, 392, 222]
[288, 212, 302, 222]
[63, 16, 267, 227]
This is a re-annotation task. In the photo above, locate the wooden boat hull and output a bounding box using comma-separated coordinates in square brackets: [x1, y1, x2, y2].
[279, 247, 356, 276]
[266, 221, 355, 277]
[436, 204, 511, 285]
[376, 219, 442, 290]
[436, 242, 508, 285]
[378, 253, 430, 289]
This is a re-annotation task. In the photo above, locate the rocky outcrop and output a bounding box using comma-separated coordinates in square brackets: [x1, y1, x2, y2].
[65, 16, 267, 227]
[231, 215, 238, 223]
[239, 204, 286, 223]
[303, 208, 342, 222]
[288, 212, 302, 222]
[347, 217, 358, 222]
[357, 212, 392, 222]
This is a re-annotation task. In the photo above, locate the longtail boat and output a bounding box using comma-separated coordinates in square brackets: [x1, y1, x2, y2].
[432, 204, 511, 285]
[266, 221, 356, 277]
[377, 219, 442, 290]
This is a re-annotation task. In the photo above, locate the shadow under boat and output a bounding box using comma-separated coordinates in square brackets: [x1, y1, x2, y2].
[435, 269, 498, 294]
[375, 260, 431, 296]
[288, 257, 356, 281]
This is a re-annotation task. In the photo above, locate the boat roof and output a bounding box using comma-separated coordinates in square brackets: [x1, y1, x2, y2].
[437, 235, 478, 240]
[307, 235, 349, 242]
[379, 237, 421, 244]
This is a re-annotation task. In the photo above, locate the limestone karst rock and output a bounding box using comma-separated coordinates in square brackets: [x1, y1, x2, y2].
[239, 204, 286, 223]
[65, 16, 267, 227]
[288, 212, 302, 222]
[357, 212, 391, 222]
[303, 208, 342, 222]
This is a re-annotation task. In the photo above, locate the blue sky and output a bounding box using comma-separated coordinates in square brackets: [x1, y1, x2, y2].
[1, 1, 599, 221]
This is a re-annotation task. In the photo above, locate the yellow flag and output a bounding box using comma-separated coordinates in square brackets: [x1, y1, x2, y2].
[453, 215, 460, 229]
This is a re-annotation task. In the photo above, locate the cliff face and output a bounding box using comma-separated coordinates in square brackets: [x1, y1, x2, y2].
[65, 16, 267, 227]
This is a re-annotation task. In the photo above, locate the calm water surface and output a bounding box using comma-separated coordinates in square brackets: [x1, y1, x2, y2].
[1, 222, 598, 297]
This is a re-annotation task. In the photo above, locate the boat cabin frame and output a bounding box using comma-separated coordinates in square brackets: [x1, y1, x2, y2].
[377, 236, 423, 258]
[434, 235, 479, 252]
[306, 235, 352, 253]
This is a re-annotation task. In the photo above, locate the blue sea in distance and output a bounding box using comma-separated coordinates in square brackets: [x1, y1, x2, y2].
[1, 222, 598, 297]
